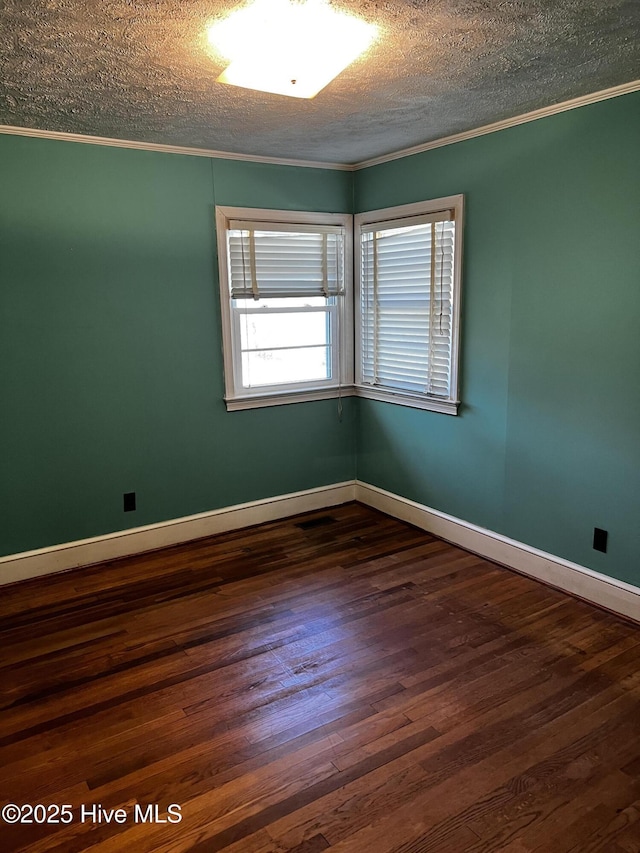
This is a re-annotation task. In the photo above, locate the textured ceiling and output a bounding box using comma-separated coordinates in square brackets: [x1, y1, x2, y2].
[1, 0, 639, 164]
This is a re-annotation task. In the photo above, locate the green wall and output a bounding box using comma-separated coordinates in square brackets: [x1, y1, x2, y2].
[2, 91, 639, 589]
[355, 91, 640, 586]
[0, 135, 354, 558]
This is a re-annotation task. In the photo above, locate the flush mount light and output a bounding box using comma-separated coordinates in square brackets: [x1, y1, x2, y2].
[207, 0, 377, 99]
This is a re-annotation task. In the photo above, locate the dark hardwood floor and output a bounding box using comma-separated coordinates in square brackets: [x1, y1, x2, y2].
[1, 502, 640, 853]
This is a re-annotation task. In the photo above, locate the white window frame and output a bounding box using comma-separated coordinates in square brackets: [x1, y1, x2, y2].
[354, 194, 464, 415]
[216, 206, 354, 411]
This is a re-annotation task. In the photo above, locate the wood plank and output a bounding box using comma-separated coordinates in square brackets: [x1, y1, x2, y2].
[1, 502, 639, 853]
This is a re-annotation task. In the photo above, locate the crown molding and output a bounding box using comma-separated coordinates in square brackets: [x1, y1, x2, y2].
[1, 78, 638, 173]
[0, 124, 353, 171]
[353, 78, 640, 170]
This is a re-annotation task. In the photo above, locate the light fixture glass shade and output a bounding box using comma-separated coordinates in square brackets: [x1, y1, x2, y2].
[208, 0, 377, 99]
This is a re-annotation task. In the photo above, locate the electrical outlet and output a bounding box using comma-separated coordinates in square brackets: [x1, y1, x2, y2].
[593, 527, 608, 553]
[123, 492, 136, 512]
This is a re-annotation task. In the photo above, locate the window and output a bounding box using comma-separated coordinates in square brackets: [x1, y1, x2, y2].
[216, 198, 463, 414]
[355, 195, 464, 415]
[216, 207, 353, 410]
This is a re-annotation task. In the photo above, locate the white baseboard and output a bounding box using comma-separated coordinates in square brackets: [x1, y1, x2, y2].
[0, 482, 357, 586]
[3, 479, 638, 626]
[356, 481, 640, 624]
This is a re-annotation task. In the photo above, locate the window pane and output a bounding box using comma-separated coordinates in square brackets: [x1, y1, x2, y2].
[239, 311, 329, 351]
[242, 346, 330, 387]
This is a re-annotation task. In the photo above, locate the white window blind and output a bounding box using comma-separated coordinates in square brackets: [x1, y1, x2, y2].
[227, 221, 345, 299]
[360, 210, 455, 399]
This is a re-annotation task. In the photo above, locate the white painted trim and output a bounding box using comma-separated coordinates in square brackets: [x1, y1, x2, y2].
[225, 386, 356, 410]
[0, 124, 352, 171]
[216, 206, 353, 226]
[354, 195, 464, 414]
[355, 482, 640, 624]
[0, 482, 357, 586]
[3, 476, 638, 627]
[215, 205, 354, 407]
[355, 386, 458, 415]
[2, 80, 638, 172]
[354, 196, 462, 224]
[353, 79, 640, 170]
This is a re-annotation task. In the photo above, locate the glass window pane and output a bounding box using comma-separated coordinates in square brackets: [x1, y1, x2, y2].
[242, 346, 330, 387]
[240, 312, 329, 350]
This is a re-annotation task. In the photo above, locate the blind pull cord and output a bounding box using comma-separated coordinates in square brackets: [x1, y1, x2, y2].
[373, 231, 379, 384]
[427, 223, 437, 395]
[439, 221, 445, 334]
[336, 235, 343, 421]
[249, 229, 259, 300]
[322, 233, 329, 298]
[336, 299, 343, 421]
[239, 230, 249, 299]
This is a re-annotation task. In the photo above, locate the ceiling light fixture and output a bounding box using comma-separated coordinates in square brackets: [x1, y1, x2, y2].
[207, 0, 377, 99]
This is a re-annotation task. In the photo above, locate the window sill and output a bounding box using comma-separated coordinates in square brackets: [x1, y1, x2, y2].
[225, 386, 356, 411]
[355, 385, 459, 415]
[225, 385, 458, 414]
